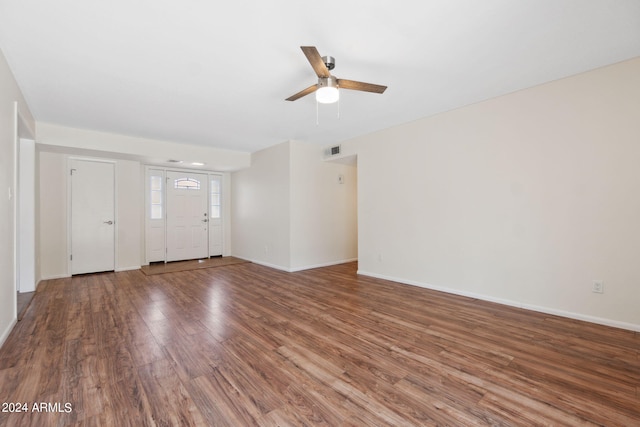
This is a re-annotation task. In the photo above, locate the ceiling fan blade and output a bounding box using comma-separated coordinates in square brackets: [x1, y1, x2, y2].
[337, 79, 387, 94]
[285, 84, 318, 101]
[301, 46, 330, 78]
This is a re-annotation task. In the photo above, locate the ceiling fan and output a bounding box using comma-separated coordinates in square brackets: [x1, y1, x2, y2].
[285, 46, 387, 104]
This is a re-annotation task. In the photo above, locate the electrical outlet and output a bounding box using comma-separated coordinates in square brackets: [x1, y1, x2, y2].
[592, 280, 604, 294]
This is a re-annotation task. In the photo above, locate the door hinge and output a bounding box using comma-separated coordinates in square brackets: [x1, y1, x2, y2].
[70, 254, 73, 261]
[70, 168, 76, 175]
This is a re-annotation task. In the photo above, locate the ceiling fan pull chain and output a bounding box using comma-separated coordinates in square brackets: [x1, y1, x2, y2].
[316, 99, 319, 126]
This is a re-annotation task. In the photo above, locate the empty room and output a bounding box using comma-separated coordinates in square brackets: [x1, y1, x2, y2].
[1, 1, 639, 425]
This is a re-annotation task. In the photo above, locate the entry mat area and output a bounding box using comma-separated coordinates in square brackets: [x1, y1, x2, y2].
[141, 256, 249, 275]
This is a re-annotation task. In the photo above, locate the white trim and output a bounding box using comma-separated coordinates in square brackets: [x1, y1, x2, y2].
[10, 103, 36, 323]
[0, 318, 18, 349]
[18, 139, 36, 293]
[12, 103, 19, 321]
[357, 270, 640, 332]
[114, 161, 119, 272]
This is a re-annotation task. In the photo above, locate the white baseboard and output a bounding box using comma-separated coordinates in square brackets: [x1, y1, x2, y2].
[238, 258, 290, 272]
[0, 318, 17, 349]
[39, 273, 71, 281]
[358, 270, 640, 332]
[40, 266, 140, 279]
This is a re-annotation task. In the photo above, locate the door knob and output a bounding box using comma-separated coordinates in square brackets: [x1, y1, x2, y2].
[104, 220, 114, 225]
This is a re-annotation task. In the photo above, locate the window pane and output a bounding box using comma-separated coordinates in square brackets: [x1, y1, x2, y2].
[151, 176, 162, 191]
[210, 179, 220, 193]
[211, 206, 220, 219]
[175, 178, 200, 190]
[151, 191, 162, 204]
[151, 205, 162, 219]
[211, 194, 220, 205]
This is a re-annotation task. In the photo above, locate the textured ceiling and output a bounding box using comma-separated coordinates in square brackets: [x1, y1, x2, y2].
[1, 0, 639, 153]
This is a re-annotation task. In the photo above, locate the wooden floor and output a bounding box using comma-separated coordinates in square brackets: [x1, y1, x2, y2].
[16, 291, 35, 321]
[0, 262, 638, 426]
[140, 257, 249, 276]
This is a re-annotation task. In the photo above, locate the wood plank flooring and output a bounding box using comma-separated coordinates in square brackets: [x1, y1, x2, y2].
[140, 257, 249, 276]
[0, 262, 638, 426]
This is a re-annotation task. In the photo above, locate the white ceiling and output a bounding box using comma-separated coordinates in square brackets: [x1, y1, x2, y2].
[1, 1, 639, 153]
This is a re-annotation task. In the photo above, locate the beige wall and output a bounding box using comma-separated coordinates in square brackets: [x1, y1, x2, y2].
[231, 141, 291, 269]
[0, 48, 35, 345]
[38, 151, 68, 279]
[349, 57, 640, 330]
[231, 140, 358, 271]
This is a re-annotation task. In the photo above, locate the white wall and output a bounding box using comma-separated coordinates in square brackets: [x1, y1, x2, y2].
[350, 57, 640, 330]
[231, 142, 291, 269]
[0, 48, 35, 346]
[231, 140, 358, 271]
[290, 141, 357, 270]
[38, 151, 144, 278]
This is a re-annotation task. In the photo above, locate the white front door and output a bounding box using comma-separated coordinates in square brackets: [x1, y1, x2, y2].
[70, 159, 115, 275]
[166, 171, 208, 262]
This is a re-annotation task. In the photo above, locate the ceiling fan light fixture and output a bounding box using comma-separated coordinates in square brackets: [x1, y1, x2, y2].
[316, 76, 339, 104]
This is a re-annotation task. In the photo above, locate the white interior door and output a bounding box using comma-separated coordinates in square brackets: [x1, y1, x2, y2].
[71, 159, 115, 275]
[166, 171, 208, 262]
[209, 174, 223, 256]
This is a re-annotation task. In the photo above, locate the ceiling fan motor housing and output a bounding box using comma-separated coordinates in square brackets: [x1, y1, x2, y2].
[318, 75, 338, 88]
[322, 55, 335, 70]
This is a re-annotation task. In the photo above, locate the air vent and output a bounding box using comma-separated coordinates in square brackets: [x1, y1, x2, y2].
[324, 145, 341, 157]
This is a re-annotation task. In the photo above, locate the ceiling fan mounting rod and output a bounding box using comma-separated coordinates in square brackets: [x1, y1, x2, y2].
[322, 55, 335, 70]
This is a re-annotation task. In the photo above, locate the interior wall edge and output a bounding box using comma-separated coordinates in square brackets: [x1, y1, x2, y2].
[289, 258, 359, 273]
